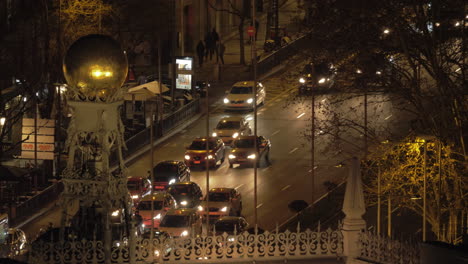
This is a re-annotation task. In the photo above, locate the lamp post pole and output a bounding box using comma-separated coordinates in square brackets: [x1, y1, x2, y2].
[205, 81, 210, 232]
[423, 141, 427, 241]
[252, 0, 258, 228]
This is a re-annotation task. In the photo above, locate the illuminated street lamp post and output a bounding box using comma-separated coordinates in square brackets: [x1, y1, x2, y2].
[59, 34, 134, 264]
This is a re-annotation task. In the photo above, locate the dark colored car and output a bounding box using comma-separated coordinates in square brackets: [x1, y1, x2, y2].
[214, 216, 249, 236]
[127, 176, 152, 204]
[152, 160, 190, 191]
[228, 135, 271, 168]
[166, 181, 203, 208]
[298, 62, 336, 94]
[184, 137, 226, 168]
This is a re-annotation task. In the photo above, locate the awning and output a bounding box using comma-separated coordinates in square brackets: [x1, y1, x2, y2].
[124, 81, 170, 101]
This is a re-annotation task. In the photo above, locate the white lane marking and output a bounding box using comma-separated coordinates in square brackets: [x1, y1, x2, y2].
[262, 167, 271, 172]
[256, 203, 263, 209]
[162, 142, 171, 148]
[289, 147, 298, 154]
[385, 114, 392, 120]
[271, 130, 280, 136]
[281, 185, 291, 191]
[296, 113, 305, 119]
[235, 184, 244, 190]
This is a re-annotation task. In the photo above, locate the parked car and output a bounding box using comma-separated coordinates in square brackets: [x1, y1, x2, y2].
[298, 62, 336, 94]
[212, 116, 252, 146]
[184, 137, 226, 168]
[136, 192, 178, 229]
[223, 81, 266, 111]
[228, 135, 271, 168]
[152, 160, 190, 191]
[0, 228, 27, 258]
[198, 188, 242, 221]
[127, 176, 152, 204]
[166, 181, 203, 208]
[159, 208, 202, 238]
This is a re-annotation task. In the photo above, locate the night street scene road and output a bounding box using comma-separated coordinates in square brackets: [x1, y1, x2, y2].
[0, 0, 466, 263]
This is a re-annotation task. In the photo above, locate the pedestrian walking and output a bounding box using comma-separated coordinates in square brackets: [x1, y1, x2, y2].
[254, 19, 259, 40]
[204, 32, 214, 60]
[217, 41, 225, 65]
[212, 28, 219, 46]
[196, 40, 205, 66]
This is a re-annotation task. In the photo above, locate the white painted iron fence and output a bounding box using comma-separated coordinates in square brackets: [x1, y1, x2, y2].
[359, 231, 420, 264]
[28, 228, 343, 263]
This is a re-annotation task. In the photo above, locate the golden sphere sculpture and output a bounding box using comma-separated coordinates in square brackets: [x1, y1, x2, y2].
[63, 34, 128, 102]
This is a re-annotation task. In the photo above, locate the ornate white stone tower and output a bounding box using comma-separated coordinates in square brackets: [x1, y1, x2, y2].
[59, 34, 133, 263]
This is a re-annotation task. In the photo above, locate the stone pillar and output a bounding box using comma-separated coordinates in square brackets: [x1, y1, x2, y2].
[342, 157, 366, 263]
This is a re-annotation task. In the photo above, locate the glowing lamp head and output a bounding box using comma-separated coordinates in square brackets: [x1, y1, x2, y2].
[63, 34, 128, 101]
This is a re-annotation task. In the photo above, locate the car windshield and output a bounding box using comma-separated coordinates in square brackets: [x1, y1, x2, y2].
[215, 221, 238, 232]
[154, 163, 178, 173]
[168, 185, 191, 195]
[216, 121, 241, 130]
[314, 63, 330, 75]
[230, 86, 252, 94]
[154, 175, 172, 182]
[137, 201, 163, 211]
[160, 215, 190, 227]
[207, 192, 230, 202]
[188, 140, 216, 150]
[127, 182, 139, 191]
[233, 139, 255, 148]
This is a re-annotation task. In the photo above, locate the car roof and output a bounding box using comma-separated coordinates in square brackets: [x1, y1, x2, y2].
[170, 181, 197, 186]
[232, 81, 262, 87]
[127, 176, 145, 181]
[217, 216, 245, 222]
[218, 116, 244, 122]
[166, 208, 197, 216]
[209, 188, 234, 193]
[156, 160, 181, 165]
[140, 192, 171, 201]
[192, 137, 218, 142]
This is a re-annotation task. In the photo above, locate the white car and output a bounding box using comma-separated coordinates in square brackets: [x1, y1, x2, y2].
[223, 81, 266, 111]
[136, 192, 177, 230]
[159, 208, 202, 238]
[212, 116, 252, 145]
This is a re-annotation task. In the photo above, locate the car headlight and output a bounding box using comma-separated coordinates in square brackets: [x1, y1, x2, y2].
[232, 132, 239, 138]
[154, 250, 160, 257]
[220, 206, 228, 212]
[228, 237, 235, 242]
[246, 98, 254, 104]
[212, 132, 217, 137]
[318, 78, 326, 84]
[181, 230, 189, 237]
[154, 213, 161, 219]
[207, 154, 214, 159]
[223, 98, 229, 104]
[247, 154, 256, 159]
[111, 210, 119, 217]
[169, 179, 176, 185]
[181, 201, 188, 206]
[184, 155, 190, 160]
[131, 195, 139, 199]
[198, 205, 204, 211]
[229, 154, 236, 159]
[299, 77, 306, 84]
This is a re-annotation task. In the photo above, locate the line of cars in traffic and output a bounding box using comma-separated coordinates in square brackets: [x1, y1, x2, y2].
[126, 160, 249, 239]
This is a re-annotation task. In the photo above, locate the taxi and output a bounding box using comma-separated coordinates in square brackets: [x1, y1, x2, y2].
[198, 188, 242, 221]
[136, 192, 178, 229]
[212, 116, 252, 146]
[228, 135, 271, 168]
[127, 176, 152, 204]
[184, 137, 226, 168]
[223, 81, 266, 111]
[159, 208, 202, 238]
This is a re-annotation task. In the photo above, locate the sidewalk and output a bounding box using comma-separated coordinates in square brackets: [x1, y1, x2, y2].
[192, 0, 303, 83]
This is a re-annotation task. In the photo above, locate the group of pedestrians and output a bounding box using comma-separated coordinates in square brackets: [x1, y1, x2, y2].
[196, 28, 226, 66]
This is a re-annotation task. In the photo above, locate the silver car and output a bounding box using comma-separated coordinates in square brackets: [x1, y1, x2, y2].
[212, 116, 252, 145]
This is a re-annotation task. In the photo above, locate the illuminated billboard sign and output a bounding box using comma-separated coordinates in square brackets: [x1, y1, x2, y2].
[176, 57, 193, 90]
